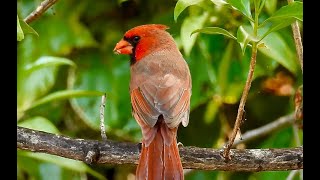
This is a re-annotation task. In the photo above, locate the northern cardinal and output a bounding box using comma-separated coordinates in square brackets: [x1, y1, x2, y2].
[114, 24, 191, 180]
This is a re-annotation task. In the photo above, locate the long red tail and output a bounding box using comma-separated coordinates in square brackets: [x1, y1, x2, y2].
[136, 121, 184, 180]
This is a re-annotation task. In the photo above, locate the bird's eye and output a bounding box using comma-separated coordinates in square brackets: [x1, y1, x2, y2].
[132, 36, 140, 43]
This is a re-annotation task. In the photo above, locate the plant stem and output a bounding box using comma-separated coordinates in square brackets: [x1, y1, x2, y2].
[223, 43, 258, 159]
[24, 0, 59, 24]
[100, 94, 107, 141]
[287, 0, 303, 73]
[223, 1, 260, 160]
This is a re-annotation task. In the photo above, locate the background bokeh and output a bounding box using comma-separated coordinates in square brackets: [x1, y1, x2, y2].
[17, 0, 303, 179]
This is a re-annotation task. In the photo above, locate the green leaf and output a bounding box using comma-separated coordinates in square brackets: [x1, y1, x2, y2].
[18, 56, 77, 114]
[18, 116, 60, 134]
[27, 90, 105, 111]
[227, 0, 253, 21]
[18, 153, 83, 180]
[196, 37, 217, 85]
[217, 41, 234, 95]
[236, 25, 258, 54]
[236, 26, 250, 53]
[187, 45, 215, 110]
[210, 0, 253, 21]
[259, 32, 298, 73]
[18, 151, 106, 180]
[18, 154, 44, 180]
[263, 1, 303, 23]
[259, 19, 296, 41]
[259, 1, 303, 40]
[264, 0, 277, 14]
[181, 13, 208, 56]
[210, 0, 229, 6]
[19, 19, 39, 37]
[18, 13, 97, 57]
[18, 65, 59, 113]
[17, 15, 24, 41]
[18, 157, 84, 180]
[204, 99, 221, 124]
[24, 56, 76, 72]
[174, 0, 204, 22]
[192, 27, 237, 40]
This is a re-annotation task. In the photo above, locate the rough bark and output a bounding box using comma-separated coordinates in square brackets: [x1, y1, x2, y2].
[17, 126, 303, 171]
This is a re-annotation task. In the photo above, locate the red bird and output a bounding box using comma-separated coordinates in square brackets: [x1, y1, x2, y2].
[114, 24, 191, 180]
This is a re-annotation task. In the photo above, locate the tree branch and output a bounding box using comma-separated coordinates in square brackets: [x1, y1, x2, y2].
[17, 126, 303, 171]
[24, 0, 59, 24]
[233, 113, 295, 147]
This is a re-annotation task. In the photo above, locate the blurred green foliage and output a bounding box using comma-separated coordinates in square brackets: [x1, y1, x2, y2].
[17, 0, 303, 179]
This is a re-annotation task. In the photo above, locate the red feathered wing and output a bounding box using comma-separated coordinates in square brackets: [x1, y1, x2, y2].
[130, 51, 191, 180]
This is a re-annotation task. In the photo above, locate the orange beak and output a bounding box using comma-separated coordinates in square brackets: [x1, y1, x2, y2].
[113, 39, 133, 55]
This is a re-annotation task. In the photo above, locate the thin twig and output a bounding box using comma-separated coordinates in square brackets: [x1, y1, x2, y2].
[233, 113, 295, 147]
[287, 0, 303, 73]
[17, 126, 303, 171]
[24, 0, 59, 24]
[100, 94, 107, 141]
[223, 43, 258, 159]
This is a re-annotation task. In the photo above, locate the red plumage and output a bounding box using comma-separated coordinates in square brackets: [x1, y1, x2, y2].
[114, 24, 191, 180]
